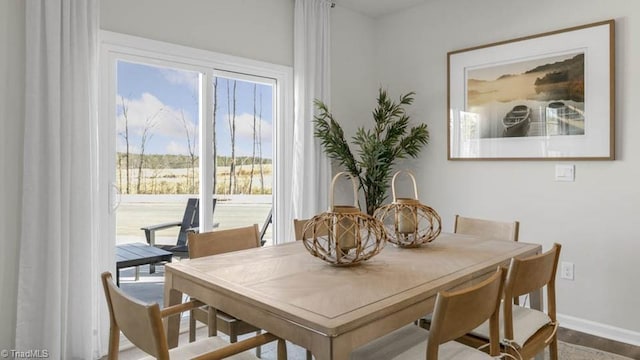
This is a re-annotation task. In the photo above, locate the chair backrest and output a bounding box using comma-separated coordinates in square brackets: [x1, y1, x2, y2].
[176, 198, 217, 247]
[428, 268, 505, 358]
[188, 224, 260, 258]
[101, 272, 169, 359]
[454, 214, 520, 242]
[293, 218, 309, 241]
[503, 243, 562, 341]
[293, 218, 330, 241]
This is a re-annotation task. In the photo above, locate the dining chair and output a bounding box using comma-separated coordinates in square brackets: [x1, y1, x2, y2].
[100, 271, 286, 360]
[454, 214, 520, 242]
[459, 243, 562, 360]
[418, 214, 521, 330]
[351, 267, 505, 360]
[294, 218, 328, 240]
[293, 218, 309, 241]
[187, 225, 263, 355]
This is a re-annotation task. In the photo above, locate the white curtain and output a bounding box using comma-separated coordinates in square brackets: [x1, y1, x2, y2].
[16, 1, 101, 359]
[289, 0, 332, 238]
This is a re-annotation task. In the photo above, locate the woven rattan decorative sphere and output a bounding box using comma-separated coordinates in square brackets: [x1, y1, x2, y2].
[302, 172, 387, 266]
[374, 171, 442, 248]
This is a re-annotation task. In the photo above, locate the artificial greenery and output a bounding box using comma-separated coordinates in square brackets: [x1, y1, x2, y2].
[313, 88, 430, 215]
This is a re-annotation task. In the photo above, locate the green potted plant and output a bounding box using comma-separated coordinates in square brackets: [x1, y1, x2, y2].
[313, 88, 430, 215]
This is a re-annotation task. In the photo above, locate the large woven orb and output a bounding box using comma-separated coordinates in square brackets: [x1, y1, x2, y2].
[301, 210, 387, 266]
[374, 199, 442, 248]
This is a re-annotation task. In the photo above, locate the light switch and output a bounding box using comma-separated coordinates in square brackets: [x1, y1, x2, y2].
[555, 164, 575, 182]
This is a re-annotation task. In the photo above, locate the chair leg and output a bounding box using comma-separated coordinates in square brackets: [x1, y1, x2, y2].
[229, 324, 238, 343]
[549, 338, 559, 360]
[255, 330, 262, 358]
[207, 307, 217, 337]
[189, 309, 196, 343]
[306, 349, 313, 360]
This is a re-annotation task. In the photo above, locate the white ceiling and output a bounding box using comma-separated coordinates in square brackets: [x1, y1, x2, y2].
[336, 0, 427, 18]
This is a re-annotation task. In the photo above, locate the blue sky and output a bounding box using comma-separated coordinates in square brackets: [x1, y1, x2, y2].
[116, 60, 273, 159]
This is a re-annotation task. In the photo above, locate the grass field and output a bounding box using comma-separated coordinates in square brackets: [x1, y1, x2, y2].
[116, 164, 273, 195]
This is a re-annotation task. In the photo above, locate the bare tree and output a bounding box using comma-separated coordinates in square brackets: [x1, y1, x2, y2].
[118, 96, 131, 194]
[117, 155, 123, 193]
[249, 83, 257, 193]
[258, 89, 265, 193]
[226, 80, 238, 194]
[179, 110, 198, 194]
[212, 78, 219, 194]
[136, 107, 162, 194]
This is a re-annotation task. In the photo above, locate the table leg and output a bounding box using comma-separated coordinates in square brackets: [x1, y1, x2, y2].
[164, 272, 183, 348]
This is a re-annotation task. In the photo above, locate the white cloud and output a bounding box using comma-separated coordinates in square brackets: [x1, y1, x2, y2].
[165, 140, 190, 155]
[221, 112, 273, 142]
[116, 92, 198, 139]
[160, 68, 199, 93]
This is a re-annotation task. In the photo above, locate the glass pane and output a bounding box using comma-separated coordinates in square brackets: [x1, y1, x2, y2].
[115, 60, 201, 247]
[212, 76, 274, 243]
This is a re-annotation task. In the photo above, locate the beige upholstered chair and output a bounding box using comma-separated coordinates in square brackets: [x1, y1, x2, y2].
[454, 214, 520, 242]
[101, 272, 286, 360]
[187, 225, 263, 354]
[351, 268, 505, 360]
[460, 243, 562, 360]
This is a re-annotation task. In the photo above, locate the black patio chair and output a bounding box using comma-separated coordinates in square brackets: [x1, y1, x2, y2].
[141, 198, 217, 260]
[259, 207, 272, 246]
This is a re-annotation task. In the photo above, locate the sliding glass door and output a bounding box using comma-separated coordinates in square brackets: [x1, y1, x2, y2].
[101, 36, 289, 261]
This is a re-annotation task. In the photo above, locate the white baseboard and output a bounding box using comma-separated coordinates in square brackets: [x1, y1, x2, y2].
[558, 314, 640, 347]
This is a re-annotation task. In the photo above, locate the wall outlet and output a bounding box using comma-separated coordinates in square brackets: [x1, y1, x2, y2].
[561, 261, 574, 280]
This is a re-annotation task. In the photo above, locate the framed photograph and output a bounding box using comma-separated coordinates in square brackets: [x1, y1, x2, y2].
[448, 20, 614, 160]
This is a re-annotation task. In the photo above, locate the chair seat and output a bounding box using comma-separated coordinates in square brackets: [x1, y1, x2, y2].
[351, 325, 493, 360]
[470, 304, 551, 347]
[140, 336, 259, 360]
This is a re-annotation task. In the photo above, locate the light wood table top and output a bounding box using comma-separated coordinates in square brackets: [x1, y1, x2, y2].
[164, 233, 541, 360]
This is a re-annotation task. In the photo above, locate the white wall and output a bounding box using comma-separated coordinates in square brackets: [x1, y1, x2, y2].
[374, 0, 640, 342]
[330, 6, 378, 137]
[0, 0, 24, 350]
[100, 0, 294, 66]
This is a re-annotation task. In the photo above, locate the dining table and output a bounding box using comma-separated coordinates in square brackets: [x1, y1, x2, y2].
[164, 232, 542, 360]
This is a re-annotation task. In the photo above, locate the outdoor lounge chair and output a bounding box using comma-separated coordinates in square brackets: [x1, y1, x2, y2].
[141, 198, 217, 259]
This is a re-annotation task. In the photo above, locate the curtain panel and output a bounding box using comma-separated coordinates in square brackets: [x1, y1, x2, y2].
[290, 0, 332, 236]
[16, 0, 101, 358]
